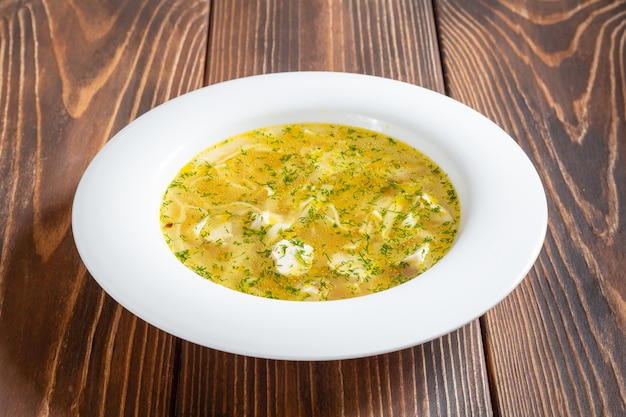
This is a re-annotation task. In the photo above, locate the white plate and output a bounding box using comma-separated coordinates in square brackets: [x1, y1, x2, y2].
[72, 72, 547, 360]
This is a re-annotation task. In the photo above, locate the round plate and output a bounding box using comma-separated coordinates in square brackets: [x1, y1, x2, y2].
[72, 72, 547, 360]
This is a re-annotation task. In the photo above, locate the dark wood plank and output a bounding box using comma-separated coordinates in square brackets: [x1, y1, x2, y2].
[176, 1, 493, 416]
[205, 0, 444, 88]
[0, 0, 209, 415]
[178, 323, 492, 417]
[434, 0, 626, 415]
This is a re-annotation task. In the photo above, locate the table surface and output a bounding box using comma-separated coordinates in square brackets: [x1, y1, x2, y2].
[1, 0, 624, 415]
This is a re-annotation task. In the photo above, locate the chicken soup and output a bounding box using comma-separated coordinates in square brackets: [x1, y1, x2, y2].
[160, 123, 459, 301]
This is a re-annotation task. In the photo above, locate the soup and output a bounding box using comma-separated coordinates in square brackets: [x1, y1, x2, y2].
[160, 123, 459, 301]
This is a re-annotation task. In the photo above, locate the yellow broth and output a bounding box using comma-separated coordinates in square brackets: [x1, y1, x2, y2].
[160, 123, 460, 301]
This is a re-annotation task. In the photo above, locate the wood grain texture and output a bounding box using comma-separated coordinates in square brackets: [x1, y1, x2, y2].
[177, 323, 491, 417]
[0, 0, 209, 415]
[434, 0, 626, 415]
[176, 1, 493, 416]
[205, 0, 444, 88]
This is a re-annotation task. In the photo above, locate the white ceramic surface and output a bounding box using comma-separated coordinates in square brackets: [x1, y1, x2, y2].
[72, 72, 547, 360]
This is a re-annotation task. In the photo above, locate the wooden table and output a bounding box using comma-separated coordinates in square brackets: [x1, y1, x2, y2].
[1, 0, 624, 415]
